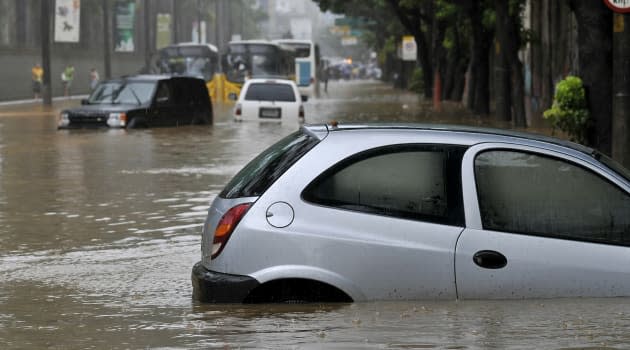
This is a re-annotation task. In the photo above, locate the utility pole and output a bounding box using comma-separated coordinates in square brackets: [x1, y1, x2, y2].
[612, 12, 630, 167]
[197, 0, 202, 43]
[103, 0, 112, 79]
[144, 0, 151, 68]
[41, 0, 52, 106]
[216, 0, 225, 50]
[172, 0, 178, 43]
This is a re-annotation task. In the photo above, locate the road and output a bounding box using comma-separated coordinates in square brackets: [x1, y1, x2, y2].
[1, 80, 628, 349]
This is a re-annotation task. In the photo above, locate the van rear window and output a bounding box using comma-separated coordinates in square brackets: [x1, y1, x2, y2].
[244, 83, 296, 102]
[220, 130, 319, 199]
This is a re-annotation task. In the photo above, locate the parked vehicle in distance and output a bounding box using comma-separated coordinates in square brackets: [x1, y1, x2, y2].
[58, 75, 212, 129]
[232, 78, 306, 124]
[192, 123, 630, 303]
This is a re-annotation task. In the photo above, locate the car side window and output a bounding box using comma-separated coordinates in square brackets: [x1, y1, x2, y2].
[302, 145, 466, 226]
[475, 150, 630, 245]
[155, 82, 170, 105]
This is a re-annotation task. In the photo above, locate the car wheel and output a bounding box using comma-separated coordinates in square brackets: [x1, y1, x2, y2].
[126, 118, 147, 129]
[191, 115, 210, 125]
[243, 279, 352, 304]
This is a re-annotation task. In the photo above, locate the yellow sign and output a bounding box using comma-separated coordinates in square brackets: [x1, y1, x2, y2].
[614, 13, 625, 32]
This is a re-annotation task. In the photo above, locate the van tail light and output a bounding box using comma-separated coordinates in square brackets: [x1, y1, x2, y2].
[235, 103, 242, 116]
[299, 105, 304, 118]
[211, 203, 251, 259]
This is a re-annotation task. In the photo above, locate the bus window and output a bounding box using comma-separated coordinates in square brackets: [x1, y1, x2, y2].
[152, 44, 219, 82]
[226, 42, 291, 83]
[273, 40, 320, 96]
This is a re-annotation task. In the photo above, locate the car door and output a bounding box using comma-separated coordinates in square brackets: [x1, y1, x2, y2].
[291, 144, 467, 300]
[171, 79, 195, 125]
[151, 80, 179, 126]
[455, 143, 630, 299]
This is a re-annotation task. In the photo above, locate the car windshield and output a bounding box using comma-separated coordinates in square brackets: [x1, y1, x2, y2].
[244, 83, 296, 102]
[220, 130, 319, 198]
[88, 81, 156, 105]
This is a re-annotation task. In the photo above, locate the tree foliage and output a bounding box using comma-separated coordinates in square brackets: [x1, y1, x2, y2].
[543, 76, 590, 144]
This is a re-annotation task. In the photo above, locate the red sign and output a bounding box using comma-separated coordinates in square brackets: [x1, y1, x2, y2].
[604, 0, 630, 13]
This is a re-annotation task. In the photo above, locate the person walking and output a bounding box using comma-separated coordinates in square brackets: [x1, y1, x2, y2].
[321, 65, 329, 94]
[89, 68, 100, 91]
[31, 63, 43, 99]
[61, 64, 75, 97]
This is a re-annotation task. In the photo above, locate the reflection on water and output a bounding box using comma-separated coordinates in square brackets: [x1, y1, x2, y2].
[0, 81, 617, 349]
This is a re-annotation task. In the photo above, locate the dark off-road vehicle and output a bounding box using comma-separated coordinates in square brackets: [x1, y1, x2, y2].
[58, 75, 212, 129]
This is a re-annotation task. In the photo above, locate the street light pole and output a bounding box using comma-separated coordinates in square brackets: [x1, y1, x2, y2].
[41, 0, 52, 106]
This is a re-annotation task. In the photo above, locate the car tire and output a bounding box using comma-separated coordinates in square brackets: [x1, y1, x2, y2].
[126, 118, 147, 129]
[191, 115, 210, 125]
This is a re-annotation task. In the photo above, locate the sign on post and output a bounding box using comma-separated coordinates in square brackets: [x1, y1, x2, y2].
[401, 35, 417, 61]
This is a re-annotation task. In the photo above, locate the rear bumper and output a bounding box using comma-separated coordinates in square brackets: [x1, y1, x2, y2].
[191, 262, 260, 303]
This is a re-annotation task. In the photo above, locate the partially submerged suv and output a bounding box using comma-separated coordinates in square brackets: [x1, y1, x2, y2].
[192, 123, 630, 303]
[58, 75, 212, 129]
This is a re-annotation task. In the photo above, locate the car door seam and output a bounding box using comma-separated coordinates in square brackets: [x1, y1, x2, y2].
[453, 227, 466, 300]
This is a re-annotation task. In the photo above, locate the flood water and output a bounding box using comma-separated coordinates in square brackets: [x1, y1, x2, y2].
[0, 80, 627, 349]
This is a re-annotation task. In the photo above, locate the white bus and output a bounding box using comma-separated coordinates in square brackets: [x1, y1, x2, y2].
[273, 39, 321, 97]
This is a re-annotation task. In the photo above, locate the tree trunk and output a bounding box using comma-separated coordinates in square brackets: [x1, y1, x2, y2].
[568, 0, 612, 153]
[495, 0, 527, 127]
[494, 0, 510, 121]
[443, 20, 467, 101]
[468, 1, 491, 114]
[612, 13, 630, 167]
[494, 41, 511, 120]
[416, 31, 434, 98]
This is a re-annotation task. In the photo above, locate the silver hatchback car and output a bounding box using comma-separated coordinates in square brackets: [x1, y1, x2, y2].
[192, 123, 630, 303]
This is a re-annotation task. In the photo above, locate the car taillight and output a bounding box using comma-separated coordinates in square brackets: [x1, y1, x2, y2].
[235, 103, 242, 116]
[299, 105, 304, 118]
[211, 203, 251, 259]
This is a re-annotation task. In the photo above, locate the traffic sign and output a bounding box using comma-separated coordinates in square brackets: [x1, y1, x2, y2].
[401, 35, 417, 61]
[604, 0, 630, 13]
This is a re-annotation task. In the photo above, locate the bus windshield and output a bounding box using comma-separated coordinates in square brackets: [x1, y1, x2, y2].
[226, 43, 288, 83]
[155, 45, 218, 81]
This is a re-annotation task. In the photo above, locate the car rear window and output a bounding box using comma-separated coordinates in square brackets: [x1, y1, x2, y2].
[220, 130, 319, 199]
[244, 83, 296, 102]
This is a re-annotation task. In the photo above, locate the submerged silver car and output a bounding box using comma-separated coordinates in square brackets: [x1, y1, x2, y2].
[192, 123, 630, 303]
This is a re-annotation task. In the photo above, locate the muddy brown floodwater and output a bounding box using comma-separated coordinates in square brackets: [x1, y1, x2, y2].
[0, 80, 628, 349]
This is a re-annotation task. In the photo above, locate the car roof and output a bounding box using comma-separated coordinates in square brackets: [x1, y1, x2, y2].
[105, 75, 203, 83]
[302, 122, 596, 156]
[229, 39, 279, 46]
[167, 42, 218, 52]
[272, 39, 313, 45]
[245, 78, 297, 85]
